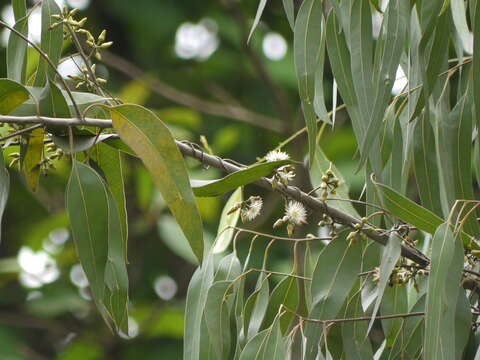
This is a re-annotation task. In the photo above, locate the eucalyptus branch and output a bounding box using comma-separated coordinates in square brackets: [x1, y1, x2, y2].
[0, 124, 43, 142]
[0, 114, 430, 267]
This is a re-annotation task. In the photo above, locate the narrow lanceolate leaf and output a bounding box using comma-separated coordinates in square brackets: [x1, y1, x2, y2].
[7, 17, 28, 84]
[110, 104, 203, 263]
[455, 288, 472, 359]
[424, 223, 464, 360]
[282, 0, 295, 30]
[243, 273, 270, 341]
[0, 151, 10, 245]
[184, 254, 214, 360]
[212, 187, 243, 254]
[21, 127, 44, 192]
[248, 0, 267, 43]
[66, 161, 109, 303]
[304, 235, 362, 358]
[34, 0, 63, 86]
[474, 0, 480, 130]
[239, 329, 269, 360]
[380, 285, 409, 358]
[204, 280, 234, 360]
[451, 0, 473, 54]
[0, 79, 30, 114]
[366, 233, 401, 335]
[104, 189, 129, 333]
[413, 110, 443, 216]
[190, 159, 290, 197]
[294, 0, 323, 163]
[359, 0, 408, 168]
[94, 143, 128, 261]
[239, 316, 286, 360]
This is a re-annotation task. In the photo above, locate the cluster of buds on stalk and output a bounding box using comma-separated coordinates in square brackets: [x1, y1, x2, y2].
[51, 8, 87, 32]
[273, 201, 307, 236]
[228, 196, 263, 223]
[69, 63, 107, 90]
[78, 28, 113, 60]
[40, 143, 64, 173]
[346, 217, 369, 245]
[318, 167, 339, 201]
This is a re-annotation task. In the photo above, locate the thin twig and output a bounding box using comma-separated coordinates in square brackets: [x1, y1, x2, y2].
[0, 124, 43, 142]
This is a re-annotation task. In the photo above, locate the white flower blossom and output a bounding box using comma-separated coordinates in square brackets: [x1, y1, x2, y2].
[241, 197, 263, 222]
[285, 201, 307, 225]
[265, 150, 290, 162]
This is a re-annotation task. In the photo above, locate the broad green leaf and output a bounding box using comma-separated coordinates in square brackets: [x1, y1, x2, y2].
[184, 253, 214, 360]
[21, 127, 44, 192]
[34, 0, 63, 86]
[366, 233, 401, 335]
[190, 159, 290, 197]
[110, 104, 203, 262]
[104, 189, 129, 334]
[424, 223, 464, 360]
[212, 187, 243, 254]
[310, 144, 359, 218]
[247, 0, 267, 43]
[0, 151, 10, 244]
[66, 161, 109, 304]
[0, 79, 30, 114]
[304, 234, 362, 358]
[294, 0, 323, 163]
[204, 280, 234, 360]
[413, 109, 443, 216]
[7, 17, 28, 84]
[262, 275, 299, 333]
[373, 179, 443, 234]
[282, 0, 295, 30]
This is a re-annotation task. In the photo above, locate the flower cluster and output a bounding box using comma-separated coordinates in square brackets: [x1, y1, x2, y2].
[265, 150, 290, 162]
[229, 196, 263, 223]
[318, 168, 340, 201]
[273, 201, 307, 236]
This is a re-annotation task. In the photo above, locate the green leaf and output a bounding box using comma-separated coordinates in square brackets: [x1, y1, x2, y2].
[66, 161, 109, 305]
[455, 288, 472, 359]
[190, 160, 290, 197]
[282, 0, 295, 30]
[39, 80, 71, 136]
[7, 16, 28, 84]
[304, 234, 362, 358]
[474, 0, 480, 130]
[366, 233, 401, 335]
[380, 285, 409, 358]
[248, 0, 267, 43]
[0, 151, 10, 244]
[313, 17, 330, 125]
[243, 273, 270, 341]
[451, 0, 473, 54]
[184, 253, 214, 360]
[53, 133, 117, 153]
[239, 329, 269, 360]
[424, 223, 464, 360]
[157, 216, 198, 265]
[104, 188, 129, 333]
[204, 280, 234, 360]
[212, 187, 243, 254]
[294, 0, 324, 163]
[262, 275, 299, 334]
[239, 315, 286, 360]
[110, 104, 203, 263]
[0, 79, 30, 114]
[34, 0, 63, 86]
[214, 252, 242, 282]
[21, 127, 44, 192]
[413, 109, 443, 216]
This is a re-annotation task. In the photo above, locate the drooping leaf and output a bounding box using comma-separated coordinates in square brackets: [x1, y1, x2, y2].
[53, 133, 118, 153]
[424, 223, 464, 360]
[0, 79, 30, 114]
[184, 253, 214, 360]
[366, 233, 401, 335]
[455, 288, 473, 359]
[247, 0, 267, 43]
[204, 280, 234, 360]
[451, 0, 473, 54]
[214, 252, 242, 282]
[190, 159, 290, 197]
[239, 329, 269, 360]
[66, 161, 109, 305]
[239, 315, 286, 360]
[304, 234, 362, 358]
[7, 15, 28, 84]
[474, 0, 480, 130]
[243, 273, 270, 341]
[34, 0, 63, 86]
[282, 0, 295, 30]
[110, 104, 203, 263]
[212, 187, 243, 254]
[21, 127, 44, 192]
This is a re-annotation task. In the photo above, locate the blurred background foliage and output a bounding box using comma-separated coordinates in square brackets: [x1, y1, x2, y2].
[0, 0, 362, 358]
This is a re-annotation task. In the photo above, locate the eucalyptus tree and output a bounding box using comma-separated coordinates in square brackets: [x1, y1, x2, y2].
[1, 0, 480, 359]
